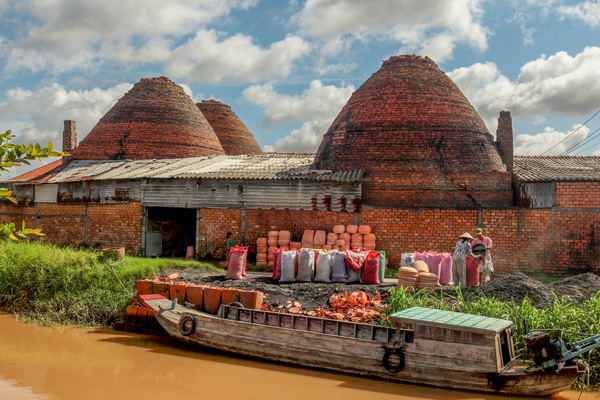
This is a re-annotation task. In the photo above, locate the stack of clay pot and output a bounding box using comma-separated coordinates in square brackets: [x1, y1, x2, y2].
[301, 229, 314, 248]
[267, 231, 279, 266]
[278, 230, 291, 248]
[416, 273, 439, 292]
[336, 225, 351, 252]
[325, 232, 338, 250]
[397, 267, 418, 292]
[256, 237, 268, 266]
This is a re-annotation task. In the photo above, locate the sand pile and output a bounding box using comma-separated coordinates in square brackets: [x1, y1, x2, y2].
[470, 272, 600, 306]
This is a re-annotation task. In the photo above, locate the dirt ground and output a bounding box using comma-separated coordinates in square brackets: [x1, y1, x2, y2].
[158, 268, 600, 310]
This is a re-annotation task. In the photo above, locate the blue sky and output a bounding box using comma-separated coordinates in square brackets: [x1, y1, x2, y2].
[1, 0, 600, 179]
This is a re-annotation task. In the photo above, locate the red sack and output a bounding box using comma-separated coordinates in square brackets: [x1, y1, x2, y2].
[362, 251, 381, 284]
[344, 247, 370, 271]
[226, 247, 247, 280]
[466, 256, 480, 287]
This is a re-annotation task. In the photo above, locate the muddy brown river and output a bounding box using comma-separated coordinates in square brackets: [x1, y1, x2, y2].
[1, 313, 599, 400]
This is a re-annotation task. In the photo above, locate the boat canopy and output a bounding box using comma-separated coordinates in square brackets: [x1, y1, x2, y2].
[389, 307, 512, 334]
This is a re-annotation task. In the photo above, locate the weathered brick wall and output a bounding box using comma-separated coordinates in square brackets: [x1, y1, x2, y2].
[0, 202, 142, 253]
[87, 203, 142, 252]
[199, 207, 600, 276]
[3, 201, 599, 275]
[197, 209, 242, 258]
[556, 182, 600, 208]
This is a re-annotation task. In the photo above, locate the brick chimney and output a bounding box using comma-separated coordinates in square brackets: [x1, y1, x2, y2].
[63, 120, 77, 157]
[495, 111, 513, 172]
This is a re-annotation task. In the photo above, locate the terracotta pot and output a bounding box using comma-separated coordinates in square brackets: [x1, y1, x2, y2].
[186, 285, 204, 310]
[221, 288, 241, 305]
[240, 291, 263, 310]
[333, 225, 345, 234]
[203, 287, 222, 314]
[153, 282, 170, 299]
[346, 225, 358, 234]
[256, 238, 267, 246]
[136, 279, 154, 296]
[335, 239, 346, 247]
[364, 233, 376, 242]
[268, 231, 279, 239]
[278, 230, 291, 239]
[313, 230, 326, 246]
[358, 225, 371, 234]
[169, 283, 187, 305]
[301, 230, 314, 244]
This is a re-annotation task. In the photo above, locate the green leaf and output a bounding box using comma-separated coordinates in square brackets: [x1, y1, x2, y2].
[22, 228, 35, 234]
[48, 142, 53, 152]
[48, 151, 61, 157]
[8, 233, 18, 241]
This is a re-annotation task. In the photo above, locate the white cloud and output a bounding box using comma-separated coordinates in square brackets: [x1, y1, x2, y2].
[514, 125, 591, 155]
[0, 82, 132, 149]
[4, 0, 258, 73]
[264, 120, 331, 153]
[243, 80, 354, 128]
[165, 30, 310, 83]
[244, 80, 355, 152]
[448, 47, 600, 132]
[559, 1, 600, 27]
[292, 0, 489, 62]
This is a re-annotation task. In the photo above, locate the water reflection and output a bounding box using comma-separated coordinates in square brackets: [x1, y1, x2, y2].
[0, 313, 598, 400]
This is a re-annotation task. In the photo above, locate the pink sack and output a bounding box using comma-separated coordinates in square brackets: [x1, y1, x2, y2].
[226, 247, 247, 280]
[425, 252, 442, 285]
[439, 253, 453, 286]
[414, 251, 423, 261]
[272, 248, 287, 280]
[362, 251, 381, 284]
[231, 245, 248, 277]
[344, 247, 370, 271]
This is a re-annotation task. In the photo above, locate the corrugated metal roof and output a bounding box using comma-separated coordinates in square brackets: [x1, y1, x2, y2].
[514, 156, 600, 182]
[23, 154, 364, 184]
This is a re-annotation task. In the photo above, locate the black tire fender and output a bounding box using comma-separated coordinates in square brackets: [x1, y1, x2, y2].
[180, 315, 196, 336]
[383, 346, 405, 373]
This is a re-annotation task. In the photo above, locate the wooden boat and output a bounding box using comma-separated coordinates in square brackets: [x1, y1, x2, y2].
[140, 295, 586, 396]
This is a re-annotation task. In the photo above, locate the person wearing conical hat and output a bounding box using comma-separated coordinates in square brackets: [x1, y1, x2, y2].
[472, 228, 493, 284]
[452, 232, 482, 289]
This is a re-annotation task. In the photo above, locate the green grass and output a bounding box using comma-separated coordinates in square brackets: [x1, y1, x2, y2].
[0, 241, 218, 326]
[380, 287, 600, 390]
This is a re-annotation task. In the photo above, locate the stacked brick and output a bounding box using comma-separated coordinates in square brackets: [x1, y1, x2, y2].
[196, 100, 263, 155]
[70, 77, 225, 160]
[311, 55, 512, 209]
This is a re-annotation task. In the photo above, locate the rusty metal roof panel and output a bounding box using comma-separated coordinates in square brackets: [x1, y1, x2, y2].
[38, 160, 125, 183]
[26, 154, 364, 184]
[514, 156, 600, 182]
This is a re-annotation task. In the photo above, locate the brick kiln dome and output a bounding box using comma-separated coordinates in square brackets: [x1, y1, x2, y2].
[70, 77, 225, 160]
[312, 55, 512, 208]
[197, 100, 262, 155]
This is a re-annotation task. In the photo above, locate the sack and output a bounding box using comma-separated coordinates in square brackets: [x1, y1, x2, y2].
[296, 248, 314, 282]
[425, 252, 442, 285]
[226, 247, 247, 280]
[344, 247, 369, 271]
[439, 252, 453, 286]
[314, 252, 332, 282]
[279, 250, 297, 283]
[346, 264, 361, 283]
[377, 251, 386, 283]
[362, 251, 381, 284]
[331, 253, 347, 283]
[272, 248, 287, 280]
[466, 256, 480, 287]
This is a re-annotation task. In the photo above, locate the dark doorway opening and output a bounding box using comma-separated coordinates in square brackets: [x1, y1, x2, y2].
[147, 207, 195, 257]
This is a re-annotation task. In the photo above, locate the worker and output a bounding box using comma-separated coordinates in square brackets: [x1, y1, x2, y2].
[472, 228, 493, 284]
[452, 232, 482, 288]
[226, 232, 234, 263]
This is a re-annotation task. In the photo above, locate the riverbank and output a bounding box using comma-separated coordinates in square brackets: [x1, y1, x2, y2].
[1, 241, 599, 390]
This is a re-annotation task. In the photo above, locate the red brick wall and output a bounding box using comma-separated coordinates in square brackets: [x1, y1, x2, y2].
[87, 203, 142, 252]
[3, 202, 599, 275]
[197, 209, 241, 257]
[0, 202, 142, 253]
[556, 182, 600, 208]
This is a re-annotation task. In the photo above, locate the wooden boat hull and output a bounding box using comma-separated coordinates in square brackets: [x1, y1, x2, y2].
[144, 298, 583, 397]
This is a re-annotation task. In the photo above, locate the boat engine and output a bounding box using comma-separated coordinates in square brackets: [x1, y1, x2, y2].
[522, 331, 562, 365]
